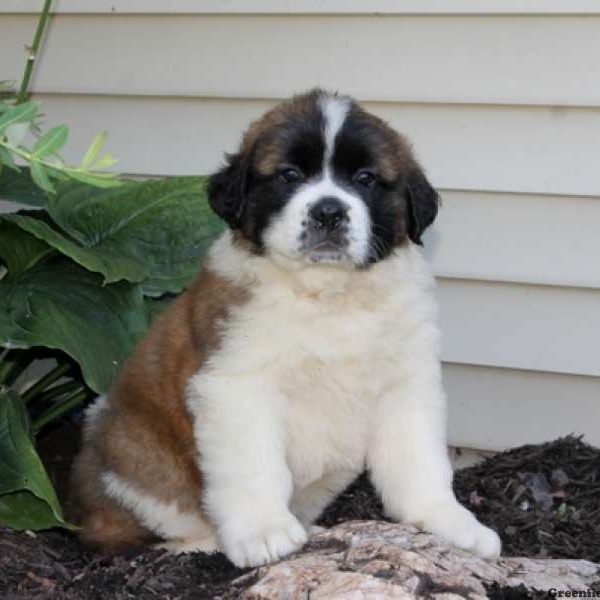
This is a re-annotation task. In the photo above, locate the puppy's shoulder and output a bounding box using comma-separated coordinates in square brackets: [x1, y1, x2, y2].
[109, 249, 250, 415]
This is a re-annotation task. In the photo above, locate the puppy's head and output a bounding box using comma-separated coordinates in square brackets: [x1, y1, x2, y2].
[208, 89, 438, 268]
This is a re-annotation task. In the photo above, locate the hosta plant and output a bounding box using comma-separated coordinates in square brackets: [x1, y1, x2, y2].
[0, 97, 223, 531]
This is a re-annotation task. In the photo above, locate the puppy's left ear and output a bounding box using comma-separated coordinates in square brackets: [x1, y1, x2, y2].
[208, 152, 251, 229]
[405, 168, 440, 245]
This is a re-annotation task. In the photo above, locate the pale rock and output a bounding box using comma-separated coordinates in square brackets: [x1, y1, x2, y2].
[227, 521, 599, 599]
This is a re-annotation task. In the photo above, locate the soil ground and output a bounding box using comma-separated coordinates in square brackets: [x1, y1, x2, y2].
[1, 432, 598, 599]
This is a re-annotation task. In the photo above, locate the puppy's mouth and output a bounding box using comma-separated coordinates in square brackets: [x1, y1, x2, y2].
[302, 232, 350, 263]
[311, 240, 343, 252]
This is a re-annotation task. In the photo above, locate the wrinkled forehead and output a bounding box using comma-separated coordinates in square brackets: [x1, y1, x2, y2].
[251, 94, 406, 181]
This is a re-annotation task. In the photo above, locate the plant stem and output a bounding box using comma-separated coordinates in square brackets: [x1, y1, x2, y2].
[0, 141, 65, 172]
[0, 349, 33, 387]
[0, 347, 9, 366]
[32, 387, 88, 433]
[22, 362, 71, 404]
[0, 349, 17, 383]
[31, 380, 80, 406]
[0, 140, 119, 182]
[0, 348, 11, 390]
[16, 0, 54, 105]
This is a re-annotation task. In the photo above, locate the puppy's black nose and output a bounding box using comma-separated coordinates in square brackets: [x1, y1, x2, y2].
[309, 197, 348, 230]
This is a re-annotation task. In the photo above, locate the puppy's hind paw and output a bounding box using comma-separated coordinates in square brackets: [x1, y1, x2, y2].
[154, 534, 219, 555]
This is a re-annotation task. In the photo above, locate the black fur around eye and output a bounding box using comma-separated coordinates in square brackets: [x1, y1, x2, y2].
[280, 168, 303, 184]
[355, 170, 376, 188]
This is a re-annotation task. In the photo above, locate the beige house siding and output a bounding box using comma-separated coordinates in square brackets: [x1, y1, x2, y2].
[1, 2, 598, 450]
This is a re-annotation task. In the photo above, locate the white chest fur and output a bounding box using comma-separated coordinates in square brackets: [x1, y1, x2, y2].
[185, 234, 501, 567]
[190, 232, 440, 490]
[269, 288, 390, 487]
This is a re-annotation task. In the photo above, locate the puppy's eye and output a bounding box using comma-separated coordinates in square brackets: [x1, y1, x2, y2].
[355, 170, 376, 188]
[280, 168, 302, 184]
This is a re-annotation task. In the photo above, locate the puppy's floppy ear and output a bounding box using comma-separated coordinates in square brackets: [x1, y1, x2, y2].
[208, 152, 251, 229]
[405, 168, 440, 245]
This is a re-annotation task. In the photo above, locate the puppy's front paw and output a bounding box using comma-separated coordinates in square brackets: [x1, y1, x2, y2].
[413, 501, 501, 559]
[220, 513, 308, 568]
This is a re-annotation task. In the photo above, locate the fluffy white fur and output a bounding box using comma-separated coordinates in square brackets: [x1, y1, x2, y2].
[185, 231, 501, 567]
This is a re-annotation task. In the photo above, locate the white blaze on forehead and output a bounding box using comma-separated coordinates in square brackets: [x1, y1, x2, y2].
[319, 94, 350, 167]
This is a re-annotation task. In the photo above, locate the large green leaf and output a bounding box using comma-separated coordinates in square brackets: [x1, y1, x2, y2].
[0, 259, 148, 393]
[2, 213, 111, 280]
[49, 176, 223, 295]
[4, 177, 224, 295]
[0, 220, 54, 281]
[0, 167, 47, 206]
[0, 491, 71, 531]
[0, 390, 73, 530]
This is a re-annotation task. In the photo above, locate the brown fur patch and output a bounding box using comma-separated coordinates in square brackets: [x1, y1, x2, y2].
[70, 444, 157, 551]
[348, 104, 419, 183]
[71, 267, 250, 547]
[244, 90, 324, 176]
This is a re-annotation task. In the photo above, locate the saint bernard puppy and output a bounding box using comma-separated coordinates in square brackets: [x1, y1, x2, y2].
[72, 89, 501, 567]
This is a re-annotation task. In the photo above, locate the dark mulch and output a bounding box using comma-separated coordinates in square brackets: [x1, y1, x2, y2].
[455, 435, 600, 563]
[0, 528, 251, 600]
[1, 435, 598, 598]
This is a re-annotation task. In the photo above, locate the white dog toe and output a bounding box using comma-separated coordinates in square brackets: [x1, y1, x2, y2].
[412, 501, 501, 560]
[221, 514, 307, 568]
[472, 523, 502, 559]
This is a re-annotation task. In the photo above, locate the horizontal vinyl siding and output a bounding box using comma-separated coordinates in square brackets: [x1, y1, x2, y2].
[6, 1, 600, 15]
[444, 364, 600, 450]
[3, 14, 600, 107]
[1, 7, 598, 450]
[29, 94, 600, 197]
[427, 191, 600, 290]
[438, 279, 600, 377]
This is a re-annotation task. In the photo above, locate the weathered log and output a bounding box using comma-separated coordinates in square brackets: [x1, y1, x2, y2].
[228, 521, 600, 599]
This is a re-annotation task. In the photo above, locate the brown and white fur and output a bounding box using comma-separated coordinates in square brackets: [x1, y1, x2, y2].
[71, 89, 501, 568]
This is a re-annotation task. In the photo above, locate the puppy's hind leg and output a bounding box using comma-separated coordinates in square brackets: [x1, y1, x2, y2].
[100, 470, 220, 556]
[71, 448, 156, 552]
[73, 441, 217, 556]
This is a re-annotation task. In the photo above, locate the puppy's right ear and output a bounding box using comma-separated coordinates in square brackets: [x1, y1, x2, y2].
[208, 152, 251, 229]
